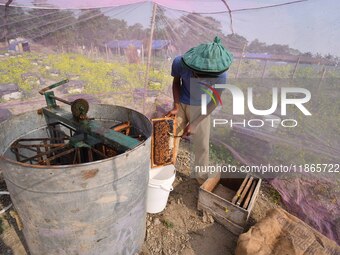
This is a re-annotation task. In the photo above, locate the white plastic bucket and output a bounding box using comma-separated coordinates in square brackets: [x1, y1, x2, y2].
[147, 164, 176, 214]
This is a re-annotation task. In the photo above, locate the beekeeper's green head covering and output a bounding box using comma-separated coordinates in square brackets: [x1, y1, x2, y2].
[182, 36, 233, 75]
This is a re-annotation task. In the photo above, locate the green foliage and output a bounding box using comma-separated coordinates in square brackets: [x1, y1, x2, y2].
[0, 52, 172, 96]
[149, 69, 172, 90]
[295, 66, 319, 78]
[325, 68, 340, 78]
[229, 59, 266, 78]
[44, 54, 172, 93]
[268, 64, 293, 79]
[0, 56, 33, 92]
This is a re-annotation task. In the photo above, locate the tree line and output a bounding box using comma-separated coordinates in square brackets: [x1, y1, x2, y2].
[0, 6, 337, 62]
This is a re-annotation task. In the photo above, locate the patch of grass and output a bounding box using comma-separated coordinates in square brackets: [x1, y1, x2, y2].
[0, 52, 173, 96]
[268, 187, 281, 205]
[209, 142, 241, 166]
[0, 56, 32, 92]
[163, 219, 174, 229]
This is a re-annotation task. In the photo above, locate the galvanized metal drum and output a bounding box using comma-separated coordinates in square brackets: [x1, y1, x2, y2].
[0, 104, 152, 255]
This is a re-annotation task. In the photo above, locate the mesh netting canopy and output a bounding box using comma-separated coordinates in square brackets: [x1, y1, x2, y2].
[1, 0, 339, 245]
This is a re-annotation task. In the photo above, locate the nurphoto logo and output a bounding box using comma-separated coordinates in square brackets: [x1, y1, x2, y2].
[201, 84, 312, 128]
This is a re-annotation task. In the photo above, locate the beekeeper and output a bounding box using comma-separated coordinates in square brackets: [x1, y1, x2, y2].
[167, 36, 233, 184]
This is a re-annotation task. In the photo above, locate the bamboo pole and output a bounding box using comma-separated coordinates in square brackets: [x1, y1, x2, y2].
[261, 60, 268, 79]
[317, 65, 327, 93]
[143, 3, 157, 114]
[2, 0, 13, 46]
[105, 44, 109, 61]
[141, 44, 144, 64]
[109, 48, 112, 59]
[291, 56, 301, 79]
[235, 43, 246, 79]
[320, 65, 326, 81]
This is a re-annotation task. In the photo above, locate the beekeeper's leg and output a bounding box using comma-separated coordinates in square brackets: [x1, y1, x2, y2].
[185, 105, 210, 181]
[173, 103, 188, 162]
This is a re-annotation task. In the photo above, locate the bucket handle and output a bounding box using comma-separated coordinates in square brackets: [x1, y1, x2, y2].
[0, 191, 12, 215]
[149, 184, 173, 192]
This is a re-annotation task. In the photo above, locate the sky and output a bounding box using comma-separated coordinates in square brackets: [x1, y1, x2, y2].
[2, 0, 339, 56]
[230, 0, 339, 56]
[108, 0, 340, 56]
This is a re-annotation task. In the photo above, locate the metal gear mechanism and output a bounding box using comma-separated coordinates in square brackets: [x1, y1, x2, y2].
[71, 98, 89, 120]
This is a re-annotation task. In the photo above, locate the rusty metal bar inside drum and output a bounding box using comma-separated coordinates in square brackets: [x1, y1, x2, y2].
[19, 144, 69, 163]
[40, 148, 75, 165]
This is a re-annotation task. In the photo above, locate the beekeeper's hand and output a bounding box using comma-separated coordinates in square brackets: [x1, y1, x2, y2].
[166, 104, 179, 117]
[182, 123, 196, 137]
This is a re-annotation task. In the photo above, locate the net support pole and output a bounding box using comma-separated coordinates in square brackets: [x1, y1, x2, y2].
[3, 0, 13, 46]
[235, 43, 246, 79]
[291, 56, 301, 80]
[141, 44, 144, 64]
[317, 65, 327, 93]
[261, 60, 268, 79]
[143, 2, 157, 114]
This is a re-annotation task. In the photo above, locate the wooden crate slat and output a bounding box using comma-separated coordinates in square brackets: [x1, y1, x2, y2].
[243, 180, 257, 209]
[246, 178, 262, 220]
[236, 176, 254, 206]
[231, 174, 250, 204]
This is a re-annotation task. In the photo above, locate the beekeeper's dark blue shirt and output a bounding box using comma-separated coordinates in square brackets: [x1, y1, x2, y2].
[171, 56, 227, 106]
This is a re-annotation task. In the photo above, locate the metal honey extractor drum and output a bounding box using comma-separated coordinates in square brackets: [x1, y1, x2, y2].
[0, 104, 152, 255]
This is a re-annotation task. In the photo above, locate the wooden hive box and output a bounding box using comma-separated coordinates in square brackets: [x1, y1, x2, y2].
[198, 174, 261, 235]
[151, 117, 176, 168]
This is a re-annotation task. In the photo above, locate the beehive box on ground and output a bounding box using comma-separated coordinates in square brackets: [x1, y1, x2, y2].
[198, 174, 261, 235]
